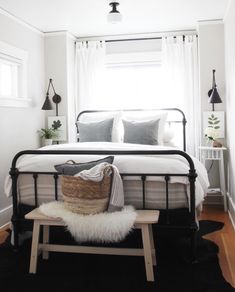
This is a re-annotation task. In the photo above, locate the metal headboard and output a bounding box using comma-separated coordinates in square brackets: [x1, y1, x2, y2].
[76, 108, 187, 151]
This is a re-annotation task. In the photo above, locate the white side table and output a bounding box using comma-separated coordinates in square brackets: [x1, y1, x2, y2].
[199, 146, 227, 211]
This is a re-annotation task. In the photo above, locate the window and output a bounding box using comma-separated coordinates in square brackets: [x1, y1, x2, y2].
[94, 49, 184, 111]
[0, 41, 30, 108]
[0, 58, 18, 98]
[93, 51, 166, 110]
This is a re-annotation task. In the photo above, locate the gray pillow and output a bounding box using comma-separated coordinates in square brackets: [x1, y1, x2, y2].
[123, 119, 160, 145]
[77, 118, 114, 142]
[54, 156, 114, 175]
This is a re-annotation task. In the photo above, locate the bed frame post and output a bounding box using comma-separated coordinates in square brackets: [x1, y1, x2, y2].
[9, 166, 19, 251]
[188, 168, 198, 262]
[183, 116, 187, 152]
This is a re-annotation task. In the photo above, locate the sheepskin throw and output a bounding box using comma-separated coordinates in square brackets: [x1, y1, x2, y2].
[39, 201, 137, 243]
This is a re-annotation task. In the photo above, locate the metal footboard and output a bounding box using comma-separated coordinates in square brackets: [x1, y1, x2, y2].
[9, 149, 197, 258]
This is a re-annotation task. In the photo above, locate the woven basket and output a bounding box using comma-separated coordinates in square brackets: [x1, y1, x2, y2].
[61, 166, 113, 215]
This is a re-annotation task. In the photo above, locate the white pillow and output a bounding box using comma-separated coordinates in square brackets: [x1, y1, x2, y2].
[163, 125, 175, 143]
[120, 112, 168, 145]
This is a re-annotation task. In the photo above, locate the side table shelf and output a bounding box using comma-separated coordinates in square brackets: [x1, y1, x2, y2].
[199, 146, 227, 212]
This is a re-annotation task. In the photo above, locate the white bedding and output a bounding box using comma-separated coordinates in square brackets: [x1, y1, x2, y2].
[5, 142, 209, 208]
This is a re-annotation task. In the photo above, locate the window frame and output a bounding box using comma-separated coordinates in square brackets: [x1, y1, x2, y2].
[0, 41, 30, 108]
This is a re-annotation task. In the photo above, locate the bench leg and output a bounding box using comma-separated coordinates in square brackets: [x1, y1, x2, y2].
[29, 221, 40, 274]
[149, 225, 156, 266]
[141, 224, 154, 282]
[42, 225, 50, 260]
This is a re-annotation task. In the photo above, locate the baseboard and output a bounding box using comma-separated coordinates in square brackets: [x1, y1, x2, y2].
[0, 204, 12, 228]
[0, 222, 11, 231]
[227, 192, 235, 230]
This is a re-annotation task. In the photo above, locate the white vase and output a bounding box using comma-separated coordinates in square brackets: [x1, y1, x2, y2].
[44, 139, 53, 146]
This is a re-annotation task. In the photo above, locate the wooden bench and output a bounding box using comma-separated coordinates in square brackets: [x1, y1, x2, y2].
[25, 208, 159, 282]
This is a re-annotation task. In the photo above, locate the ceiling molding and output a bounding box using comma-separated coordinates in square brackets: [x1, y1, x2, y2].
[197, 19, 224, 26]
[44, 31, 76, 40]
[0, 6, 44, 36]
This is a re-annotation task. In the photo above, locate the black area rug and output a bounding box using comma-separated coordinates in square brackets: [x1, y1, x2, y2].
[0, 220, 234, 292]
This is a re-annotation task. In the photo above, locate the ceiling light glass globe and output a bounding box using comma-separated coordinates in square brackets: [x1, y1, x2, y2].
[107, 12, 122, 23]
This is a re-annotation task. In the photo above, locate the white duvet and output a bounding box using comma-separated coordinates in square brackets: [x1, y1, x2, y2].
[5, 142, 209, 207]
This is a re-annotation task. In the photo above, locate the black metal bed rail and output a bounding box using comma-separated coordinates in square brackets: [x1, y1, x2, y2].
[10, 149, 197, 253]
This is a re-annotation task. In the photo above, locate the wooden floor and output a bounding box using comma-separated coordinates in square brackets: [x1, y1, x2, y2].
[199, 205, 235, 288]
[0, 205, 234, 287]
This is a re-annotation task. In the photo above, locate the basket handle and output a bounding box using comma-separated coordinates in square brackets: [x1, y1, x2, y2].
[65, 160, 76, 164]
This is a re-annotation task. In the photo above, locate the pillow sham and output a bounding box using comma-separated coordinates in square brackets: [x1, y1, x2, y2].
[77, 118, 114, 142]
[54, 156, 114, 175]
[121, 112, 167, 145]
[77, 112, 122, 142]
[122, 119, 160, 145]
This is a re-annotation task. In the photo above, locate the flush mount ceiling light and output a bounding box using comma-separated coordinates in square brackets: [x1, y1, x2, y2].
[107, 2, 122, 24]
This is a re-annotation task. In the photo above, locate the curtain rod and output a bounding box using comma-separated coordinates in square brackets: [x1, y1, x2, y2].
[75, 30, 197, 43]
[105, 36, 162, 42]
[105, 35, 198, 43]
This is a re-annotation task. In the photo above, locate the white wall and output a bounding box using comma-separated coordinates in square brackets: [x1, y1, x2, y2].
[44, 32, 76, 143]
[0, 12, 45, 226]
[224, 0, 235, 222]
[197, 21, 226, 189]
[198, 21, 226, 114]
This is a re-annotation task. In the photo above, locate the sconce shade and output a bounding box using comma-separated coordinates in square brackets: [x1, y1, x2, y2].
[41, 96, 53, 110]
[208, 87, 222, 104]
[208, 69, 222, 111]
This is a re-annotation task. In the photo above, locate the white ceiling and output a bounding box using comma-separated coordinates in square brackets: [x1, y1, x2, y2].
[0, 0, 230, 37]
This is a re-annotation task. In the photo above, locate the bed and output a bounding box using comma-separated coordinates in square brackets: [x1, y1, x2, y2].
[6, 108, 209, 259]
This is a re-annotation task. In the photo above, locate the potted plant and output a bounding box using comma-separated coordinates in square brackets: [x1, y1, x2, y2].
[38, 127, 58, 146]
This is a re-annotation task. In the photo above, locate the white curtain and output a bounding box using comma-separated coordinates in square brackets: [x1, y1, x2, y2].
[75, 41, 106, 113]
[161, 35, 200, 157]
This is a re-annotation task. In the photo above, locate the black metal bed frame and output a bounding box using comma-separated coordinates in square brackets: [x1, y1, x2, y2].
[9, 108, 198, 259]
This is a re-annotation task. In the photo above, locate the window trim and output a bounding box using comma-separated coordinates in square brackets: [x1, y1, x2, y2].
[106, 51, 162, 66]
[0, 41, 30, 108]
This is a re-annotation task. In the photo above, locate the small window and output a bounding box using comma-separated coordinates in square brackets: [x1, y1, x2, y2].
[0, 41, 30, 108]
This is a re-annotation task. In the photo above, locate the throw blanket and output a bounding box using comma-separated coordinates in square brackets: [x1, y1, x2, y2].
[39, 201, 137, 243]
[75, 162, 124, 212]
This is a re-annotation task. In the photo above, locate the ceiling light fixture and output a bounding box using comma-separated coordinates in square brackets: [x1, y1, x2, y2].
[107, 2, 122, 24]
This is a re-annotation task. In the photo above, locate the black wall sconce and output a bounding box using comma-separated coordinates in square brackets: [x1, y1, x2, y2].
[41, 78, 61, 116]
[208, 69, 222, 111]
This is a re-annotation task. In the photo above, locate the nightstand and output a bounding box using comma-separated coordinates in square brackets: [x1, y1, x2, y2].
[199, 146, 227, 211]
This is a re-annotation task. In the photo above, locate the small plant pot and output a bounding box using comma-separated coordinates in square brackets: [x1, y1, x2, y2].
[44, 139, 53, 146]
[213, 140, 222, 148]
